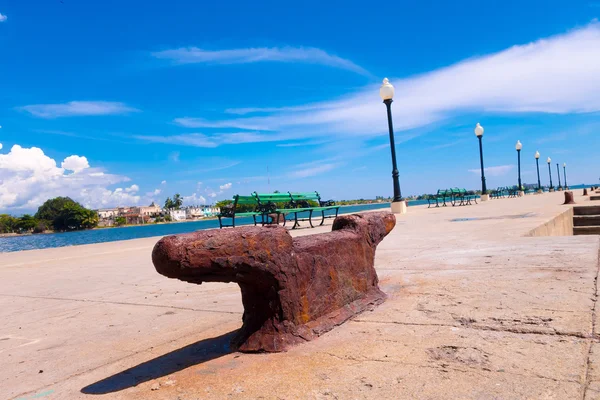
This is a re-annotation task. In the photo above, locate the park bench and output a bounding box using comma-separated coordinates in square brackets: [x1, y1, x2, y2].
[152, 211, 395, 352]
[254, 191, 340, 229]
[450, 188, 478, 206]
[427, 189, 453, 208]
[217, 195, 265, 228]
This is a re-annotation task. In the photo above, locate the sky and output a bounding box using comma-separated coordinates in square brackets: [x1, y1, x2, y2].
[1, 0, 600, 214]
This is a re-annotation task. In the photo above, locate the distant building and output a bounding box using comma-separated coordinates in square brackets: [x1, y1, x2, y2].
[169, 209, 187, 221]
[134, 202, 161, 217]
[97, 208, 119, 219]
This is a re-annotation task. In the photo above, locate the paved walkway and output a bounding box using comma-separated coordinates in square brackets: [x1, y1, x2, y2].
[2, 191, 600, 399]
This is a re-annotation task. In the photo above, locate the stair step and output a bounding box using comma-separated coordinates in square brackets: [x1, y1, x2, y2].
[591, 196, 600, 201]
[574, 206, 600, 216]
[573, 226, 600, 235]
[574, 215, 600, 226]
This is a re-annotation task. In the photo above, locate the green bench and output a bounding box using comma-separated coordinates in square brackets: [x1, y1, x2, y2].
[427, 189, 453, 208]
[450, 188, 478, 206]
[217, 195, 265, 228]
[253, 191, 340, 229]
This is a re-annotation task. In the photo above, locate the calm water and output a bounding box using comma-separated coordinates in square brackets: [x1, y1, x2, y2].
[1, 202, 427, 253]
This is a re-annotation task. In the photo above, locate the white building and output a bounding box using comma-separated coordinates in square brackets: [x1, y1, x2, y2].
[169, 209, 187, 221]
[97, 208, 119, 219]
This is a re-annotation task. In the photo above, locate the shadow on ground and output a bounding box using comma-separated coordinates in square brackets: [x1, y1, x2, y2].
[81, 330, 237, 394]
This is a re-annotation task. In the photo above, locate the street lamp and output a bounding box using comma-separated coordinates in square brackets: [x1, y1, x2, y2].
[563, 162, 568, 190]
[535, 151, 542, 193]
[474, 123, 488, 201]
[547, 157, 554, 191]
[379, 78, 406, 214]
[556, 163, 562, 191]
[515, 140, 523, 194]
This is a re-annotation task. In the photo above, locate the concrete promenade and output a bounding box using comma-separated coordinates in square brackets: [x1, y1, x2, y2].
[2, 190, 600, 399]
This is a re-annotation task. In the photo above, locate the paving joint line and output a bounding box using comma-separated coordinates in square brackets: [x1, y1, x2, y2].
[0, 293, 243, 315]
[581, 239, 600, 400]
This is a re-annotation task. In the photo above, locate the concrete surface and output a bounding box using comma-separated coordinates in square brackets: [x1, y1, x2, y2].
[2, 191, 600, 399]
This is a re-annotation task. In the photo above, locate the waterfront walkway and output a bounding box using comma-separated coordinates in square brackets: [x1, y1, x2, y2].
[2, 191, 600, 399]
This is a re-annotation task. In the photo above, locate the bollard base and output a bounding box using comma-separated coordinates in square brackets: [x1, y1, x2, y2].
[480, 194, 490, 202]
[391, 200, 407, 214]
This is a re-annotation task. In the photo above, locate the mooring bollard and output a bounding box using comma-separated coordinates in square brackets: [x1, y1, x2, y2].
[584, 188, 588, 196]
[152, 211, 395, 352]
[563, 191, 575, 205]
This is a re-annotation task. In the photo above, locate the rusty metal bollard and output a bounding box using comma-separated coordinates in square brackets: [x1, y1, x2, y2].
[584, 188, 588, 196]
[563, 191, 575, 205]
[152, 211, 395, 352]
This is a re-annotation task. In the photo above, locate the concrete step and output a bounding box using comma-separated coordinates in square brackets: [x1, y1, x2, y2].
[573, 226, 600, 235]
[573, 215, 600, 226]
[591, 195, 600, 201]
[574, 206, 600, 216]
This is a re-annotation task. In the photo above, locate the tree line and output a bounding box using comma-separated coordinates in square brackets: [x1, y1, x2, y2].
[0, 197, 98, 234]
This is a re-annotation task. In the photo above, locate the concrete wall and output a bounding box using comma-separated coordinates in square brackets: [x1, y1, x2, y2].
[526, 207, 574, 237]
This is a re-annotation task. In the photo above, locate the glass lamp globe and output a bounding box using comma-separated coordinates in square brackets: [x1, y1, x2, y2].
[474, 123, 484, 137]
[379, 78, 394, 101]
[563, 162, 566, 167]
[547, 157, 551, 164]
[515, 140, 523, 151]
[535, 151, 540, 159]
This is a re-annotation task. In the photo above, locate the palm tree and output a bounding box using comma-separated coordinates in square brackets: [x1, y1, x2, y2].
[173, 193, 183, 209]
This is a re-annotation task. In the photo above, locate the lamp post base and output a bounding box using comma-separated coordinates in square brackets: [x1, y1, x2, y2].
[549, 188, 555, 192]
[391, 200, 407, 214]
[518, 191, 525, 197]
[480, 194, 490, 202]
[558, 187, 563, 191]
[536, 189, 543, 194]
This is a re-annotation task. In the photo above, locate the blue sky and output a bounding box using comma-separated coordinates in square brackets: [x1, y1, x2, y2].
[1, 0, 599, 212]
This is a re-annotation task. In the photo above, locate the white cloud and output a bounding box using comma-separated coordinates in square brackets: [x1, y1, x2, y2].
[290, 163, 341, 178]
[152, 46, 368, 75]
[0, 143, 2, 150]
[174, 23, 600, 142]
[125, 184, 139, 193]
[468, 164, 515, 177]
[169, 151, 180, 162]
[173, 118, 272, 131]
[161, 180, 167, 185]
[153, 189, 161, 195]
[219, 182, 232, 190]
[0, 144, 143, 211]
[0, 13, 6, 22]
[19, 101, 139, 118]
[183, 193, 207, 205]
[61, 155, 89, 173]
[136, 131, 276, 148]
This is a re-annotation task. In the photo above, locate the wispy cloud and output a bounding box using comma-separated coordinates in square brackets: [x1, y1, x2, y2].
[20, 101, 139, 118]
[152, 46, 369, 75]
[135, 131, 275, 147]
[0, 13, 7, 22]
[173, 117, 273, 131]
[174, 22, 600, 144]
[468, 164, 515, 177]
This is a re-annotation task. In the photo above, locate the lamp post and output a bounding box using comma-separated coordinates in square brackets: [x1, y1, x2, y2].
[563, 163, 568, 190]
[474, 123, 489, 201]
[516, 140, 523, 196]
[556, 163, 562, 191]
[547, 157, 554, 192]
[379, 78, 406, 214]
[535, 151, 542, 193]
